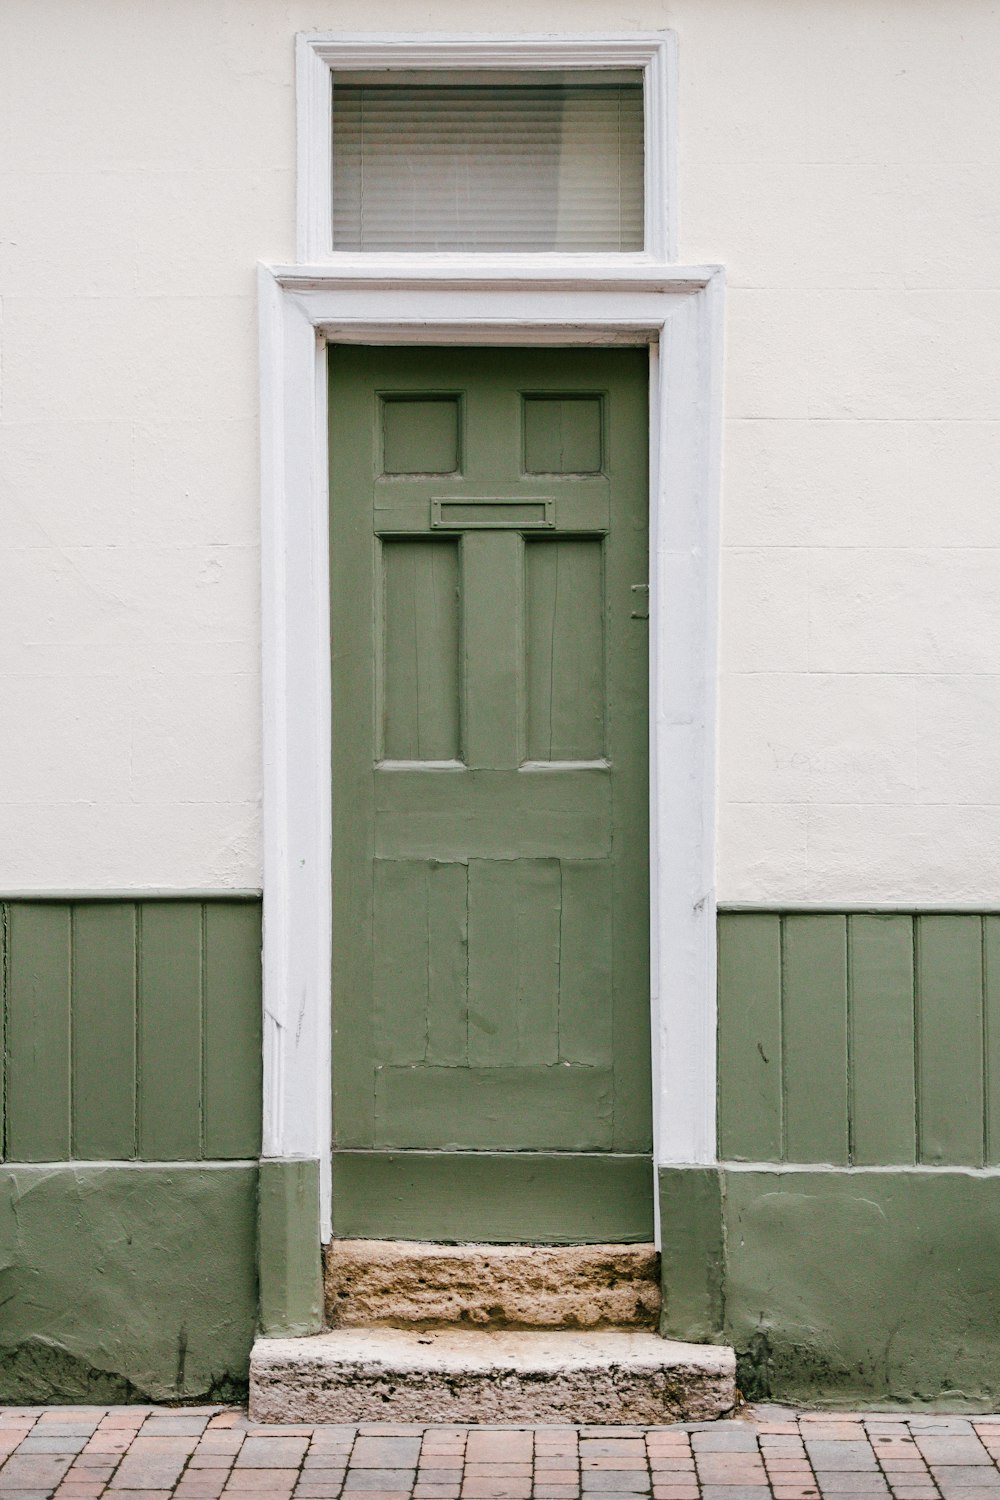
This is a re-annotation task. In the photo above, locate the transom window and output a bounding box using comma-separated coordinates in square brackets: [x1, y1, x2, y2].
[331, 71, 645, 253]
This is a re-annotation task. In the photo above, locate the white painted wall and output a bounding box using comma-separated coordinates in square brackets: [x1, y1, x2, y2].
[1, 0, 998, 901]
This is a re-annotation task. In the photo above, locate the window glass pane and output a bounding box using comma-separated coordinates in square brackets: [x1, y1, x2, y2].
[332, 79, 644, 252]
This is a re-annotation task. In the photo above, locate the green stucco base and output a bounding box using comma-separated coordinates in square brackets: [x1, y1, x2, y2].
[661, 1165, 1000, 1410]
[0, 1164, 258, 1403]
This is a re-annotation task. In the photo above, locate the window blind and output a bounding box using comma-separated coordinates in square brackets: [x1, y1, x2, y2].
[331, 82, 645, 252]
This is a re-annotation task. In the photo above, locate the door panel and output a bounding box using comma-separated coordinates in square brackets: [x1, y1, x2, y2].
[330, 345, 650, 1240]
[525, 538, 606, 762]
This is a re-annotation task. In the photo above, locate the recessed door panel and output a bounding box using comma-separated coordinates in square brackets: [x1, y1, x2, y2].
[380, 539, 461, 762]
[525, 538, 606, 762]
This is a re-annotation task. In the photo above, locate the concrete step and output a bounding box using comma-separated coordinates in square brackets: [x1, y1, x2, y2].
[324, 1240, 661, 1330]
[249, 1328, 736, 1425]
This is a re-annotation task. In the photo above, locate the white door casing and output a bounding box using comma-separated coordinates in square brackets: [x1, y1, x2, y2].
[258, 264, 724, 1239]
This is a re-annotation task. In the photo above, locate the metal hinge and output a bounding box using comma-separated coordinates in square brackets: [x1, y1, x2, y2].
[630, 584, 649, 620]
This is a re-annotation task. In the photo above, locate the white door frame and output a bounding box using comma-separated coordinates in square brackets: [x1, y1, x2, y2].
[258, 263, 724, 1239]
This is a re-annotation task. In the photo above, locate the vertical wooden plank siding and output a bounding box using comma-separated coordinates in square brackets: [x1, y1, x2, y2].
[719, 912, 1000, 1170]
[849, 915, 916, 1165]
[71, 903, 137, 1159]
[0, 906, 6, 1157]
[717, 914, 783, 1161]
[138, 902, 205, 1160]
[5, 904, 72, 1160]
[782, 915, 850, 1163]
[0, 899, 261, 1163]
[984, 917, 1000, 1164]
[202, 901, 263, 1159]
[916, 914, 984, 1166]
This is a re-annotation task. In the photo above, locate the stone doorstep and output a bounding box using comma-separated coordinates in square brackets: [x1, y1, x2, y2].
[324, 1241, 661, 1330]
[249, 1328, 736, 1426]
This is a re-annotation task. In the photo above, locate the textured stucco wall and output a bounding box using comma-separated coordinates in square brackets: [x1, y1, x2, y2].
[0, 1165, 258, 1401]
[660, 1165, 1000, 1408]
[1, 0, 998, 899]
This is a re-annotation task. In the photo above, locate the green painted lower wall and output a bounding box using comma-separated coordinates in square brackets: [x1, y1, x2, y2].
[661, 1165, 1000, 1409]
[0, 1164, 258, 1403]
[0, 897, 265, 1403]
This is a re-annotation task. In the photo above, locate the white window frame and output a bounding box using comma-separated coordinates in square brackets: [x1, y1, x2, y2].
[262, 32, 720, 1245]
[296, 33, 677, 263]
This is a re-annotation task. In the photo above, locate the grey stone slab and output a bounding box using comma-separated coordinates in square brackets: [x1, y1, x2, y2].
[0, 1455, 73, 1487]
[13, 1436, 88, 1454]
[805, 1440, 879, 1470]
[812, 1474, 889, 1495]
[580, 1473, 650, 1493]
[21, 1423, 99, 1436]
[236, 1435, 310, 1466]
[344, 1470, 418, 1490]
[701, 1490, 779, 1500]
[352, 1438, 422, 1467]
[142, 1416, 211, 1436]
[917, 1438, 992, 1464]
[692, 1426, 760, 1452]
[935, 1471, 1000, 1496]
[109, 1455, 188, 1488]
[580, 1441, 646, 1456]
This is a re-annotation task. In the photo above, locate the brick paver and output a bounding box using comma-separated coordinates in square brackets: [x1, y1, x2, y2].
[7, 1405, 1000, 1497]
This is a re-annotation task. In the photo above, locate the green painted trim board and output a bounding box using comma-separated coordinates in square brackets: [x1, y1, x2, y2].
[332, 1151, 654, 1243]
[258, 1158, 323, 1337]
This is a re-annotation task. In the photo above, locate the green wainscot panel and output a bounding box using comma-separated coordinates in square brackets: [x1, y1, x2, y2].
[661, 1164, 1000, 1409]
[0, 1165, 258, 1403]
[717, 911, 1000, 1169]
[1, 897, 262, 1163]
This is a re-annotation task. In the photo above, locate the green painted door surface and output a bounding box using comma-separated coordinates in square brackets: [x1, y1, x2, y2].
[330, 346, 651, 1242]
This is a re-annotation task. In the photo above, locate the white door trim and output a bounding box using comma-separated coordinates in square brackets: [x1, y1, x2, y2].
[258, 264, 724, 1239]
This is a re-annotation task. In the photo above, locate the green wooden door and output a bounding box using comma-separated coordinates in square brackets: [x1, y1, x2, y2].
[329, 346, 651, 1243]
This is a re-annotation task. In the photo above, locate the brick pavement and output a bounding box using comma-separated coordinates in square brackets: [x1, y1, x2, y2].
[4, 1405, 1000, 1499]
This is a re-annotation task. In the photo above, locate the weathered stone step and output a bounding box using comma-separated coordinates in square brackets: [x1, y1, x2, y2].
[249, 1328, 736, 1425]
[324, 1240, 661, 1329]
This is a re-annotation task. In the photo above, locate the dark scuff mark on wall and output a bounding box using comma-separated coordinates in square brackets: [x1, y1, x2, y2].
[175, 1325, 188, 1395]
